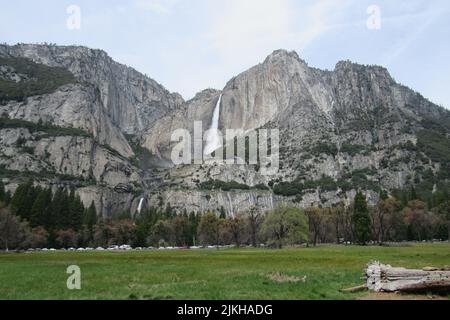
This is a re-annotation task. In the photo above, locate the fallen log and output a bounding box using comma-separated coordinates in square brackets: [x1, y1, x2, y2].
[366, 262, 450, 293]
[340, 284, 368, 293]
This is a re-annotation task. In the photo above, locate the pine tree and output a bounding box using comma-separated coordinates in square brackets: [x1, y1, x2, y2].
[60, 189, 71, 229]
[4, 191, 11, 205]
[353, 191, 371, 245]
[69, 191, 84, 231]
[10, 180, 28, 215]
[164, 203, 174, 219]
[84, 201, 97, 236]
[52, 188, 70, 229]
[30, 188, 52, 228]
[219, 206, 226, 219]
[410, 186, 418, 201]
[188, 211, 199, 246]
[10, 180, 38, 221]
[379, 189, 389, 201]
[64, 189, 84, 231]
[0, 181, 5, 203]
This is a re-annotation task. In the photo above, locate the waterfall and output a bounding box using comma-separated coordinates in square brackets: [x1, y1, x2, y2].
[137, 198, 144, 214]
[204, 94, 222, 155]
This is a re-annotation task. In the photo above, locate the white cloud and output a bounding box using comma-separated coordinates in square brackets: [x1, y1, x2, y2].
[203, 0, 351, 66]
[134, 0, 178, 15]
[205, 0, 292, 61]
[159, 0, 351, 98]
[381, 9, 443, 67]
[109, 0, 356, 99]
[294, 0, 350, 50]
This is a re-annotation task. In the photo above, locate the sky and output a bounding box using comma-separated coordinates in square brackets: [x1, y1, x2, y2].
[1, 0, 449, 108]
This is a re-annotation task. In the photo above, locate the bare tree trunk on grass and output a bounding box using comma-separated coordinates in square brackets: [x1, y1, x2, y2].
[366, 262, 450, 293]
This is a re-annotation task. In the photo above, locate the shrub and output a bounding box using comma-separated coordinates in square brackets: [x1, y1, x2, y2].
[273, 181, 303, 196]
[0, 117, 91, 138]
[260, 205, 309, 248]
[0, 57, 76, 104]
[199, 180, 250, 191]
[340, 143, 368, 156]
[273, 176, 339, 196]
[312, 143, 338, 157]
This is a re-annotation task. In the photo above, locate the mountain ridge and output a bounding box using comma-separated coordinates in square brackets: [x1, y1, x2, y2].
[0, 43, 449, 217]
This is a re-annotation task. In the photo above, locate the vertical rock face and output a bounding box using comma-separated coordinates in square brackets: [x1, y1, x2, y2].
[143, 88, 221, 157]
[329, 60, 446, 132]
[0, 84, 133, 158]
[0, 44, 184, 134]
[219, 50, 335, 131]
[151, 189, 278, 217]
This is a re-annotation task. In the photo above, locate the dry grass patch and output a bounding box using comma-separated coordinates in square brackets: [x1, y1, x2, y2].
[267, 272, 307, 283]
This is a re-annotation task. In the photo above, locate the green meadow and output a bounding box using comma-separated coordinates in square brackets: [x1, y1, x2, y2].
[1, 244, 449, 300]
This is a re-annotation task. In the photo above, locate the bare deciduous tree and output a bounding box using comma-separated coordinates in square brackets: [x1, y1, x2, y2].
[247, 206, 263, 247]
[371, 197, 402, 244]
[226, 213, 246, 247]
[305, 206, 324, 246]
[0, 204, 29, 251]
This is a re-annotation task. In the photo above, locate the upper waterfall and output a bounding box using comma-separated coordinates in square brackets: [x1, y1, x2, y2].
[137, 198, 144, 214]
[204, 94, 223, 155]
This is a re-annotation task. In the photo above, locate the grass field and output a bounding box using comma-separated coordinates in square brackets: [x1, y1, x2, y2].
[1, 244, 449, 300]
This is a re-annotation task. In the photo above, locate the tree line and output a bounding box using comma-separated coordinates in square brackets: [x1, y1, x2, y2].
[304, 190, 449, 246]
[1, 180, 449, 251]
[0, 180, 97, 250]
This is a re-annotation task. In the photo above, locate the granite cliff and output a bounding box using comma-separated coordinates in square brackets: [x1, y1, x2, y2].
[1, 44, 448, 217]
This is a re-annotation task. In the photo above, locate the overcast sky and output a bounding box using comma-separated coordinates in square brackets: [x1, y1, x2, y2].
[1, 0, 449, 108]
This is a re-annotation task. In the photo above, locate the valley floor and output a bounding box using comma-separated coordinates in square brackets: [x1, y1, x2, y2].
[0, 244, 449, 300]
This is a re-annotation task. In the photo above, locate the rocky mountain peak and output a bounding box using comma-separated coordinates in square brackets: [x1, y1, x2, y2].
[264, 49, 303, 65]
[188, 88, 221, 104]
[334, 60, 394, 83]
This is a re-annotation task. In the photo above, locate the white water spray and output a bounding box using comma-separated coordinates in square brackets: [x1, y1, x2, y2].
[204, 94, 223, 155]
